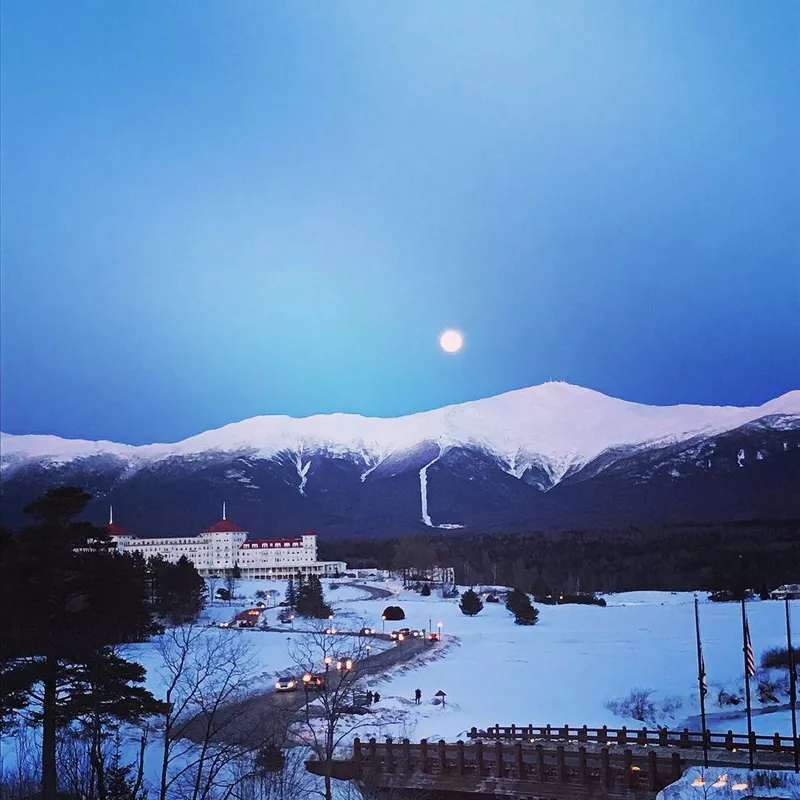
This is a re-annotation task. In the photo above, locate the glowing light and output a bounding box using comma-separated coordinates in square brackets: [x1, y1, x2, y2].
[712, 775, 728, 788]
[439, 329, 464, 353]
[732, 782, 749, 791]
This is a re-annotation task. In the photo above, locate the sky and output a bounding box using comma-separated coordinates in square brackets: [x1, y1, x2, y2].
[1, 2, 798, 445]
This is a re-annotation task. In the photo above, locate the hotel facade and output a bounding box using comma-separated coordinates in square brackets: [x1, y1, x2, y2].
[109, 506, 346, 579]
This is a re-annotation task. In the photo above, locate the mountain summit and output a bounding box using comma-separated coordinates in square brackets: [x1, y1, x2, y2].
[2, 382, 798, 536]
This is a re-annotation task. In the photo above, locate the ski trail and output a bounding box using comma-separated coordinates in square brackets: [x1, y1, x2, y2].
[419, 450, 441, 527]
[294, 453, 311, 495]
[360, 452, 386, 483]
[419, 444, 464, 529]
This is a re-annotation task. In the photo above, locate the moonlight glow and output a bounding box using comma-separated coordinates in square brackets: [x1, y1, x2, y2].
[439, 329, 464, 353]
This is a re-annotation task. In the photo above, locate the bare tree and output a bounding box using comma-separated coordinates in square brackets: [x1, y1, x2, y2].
[288, 622, 402, 800]
[151, 623, 273, 800]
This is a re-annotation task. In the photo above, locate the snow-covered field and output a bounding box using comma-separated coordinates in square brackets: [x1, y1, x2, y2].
[325, 585, 799, 743]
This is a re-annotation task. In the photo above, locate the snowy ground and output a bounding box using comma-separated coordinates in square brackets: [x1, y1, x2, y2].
[658, 767, 800, 800]
[327, 585, 800, 743]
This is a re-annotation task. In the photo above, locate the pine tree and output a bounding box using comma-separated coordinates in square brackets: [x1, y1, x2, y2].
[285, 576, 297, 610]
[420, 583, 431, 597]
[297, 574, 333, 618]
[459, 588, 483, 616]
[506, 588, 539, 626]
[0, 487, 162, 800]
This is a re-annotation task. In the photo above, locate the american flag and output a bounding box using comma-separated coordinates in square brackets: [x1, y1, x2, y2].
[700, 650, 708, 697]
[744, 616, 756, 678]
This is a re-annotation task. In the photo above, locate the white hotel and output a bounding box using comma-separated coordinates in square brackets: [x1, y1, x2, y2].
[109, 505, 347, 579]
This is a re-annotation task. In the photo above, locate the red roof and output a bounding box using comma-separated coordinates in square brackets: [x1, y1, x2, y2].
[204, 519, 247, 533]
[107, 522, 135, 538]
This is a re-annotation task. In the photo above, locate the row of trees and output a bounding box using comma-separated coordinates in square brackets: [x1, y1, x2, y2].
[322, 519, 800, 595]
[0, 487, 207, 800]
[458, 588, 539, 625]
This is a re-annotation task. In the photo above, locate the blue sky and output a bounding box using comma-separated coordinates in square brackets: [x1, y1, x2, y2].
[1, 2, 798, 445]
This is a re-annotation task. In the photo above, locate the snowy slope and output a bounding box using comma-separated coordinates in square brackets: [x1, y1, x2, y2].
[3, 382, 798, 477]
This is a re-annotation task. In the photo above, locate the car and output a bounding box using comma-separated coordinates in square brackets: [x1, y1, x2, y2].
[398, 627, 412, 636]
[279, 611, 293, 624]
[324, 627, 339, 634]
[428, 632, 440, 642]
[302, 674, 325, 691]
[389, 630, 400, 641]
[218, 621, 230, 628]
[410, 629, 425, 638]
[275, 676, 298, 692]
[359, 627, 374, 636]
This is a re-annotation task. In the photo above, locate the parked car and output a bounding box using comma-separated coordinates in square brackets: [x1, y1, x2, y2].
[218, 621, 230, 628]
[389, 630, 400, 641]
[359, 627, 374, 636]
[428, 632, 440, 643]
[398, 627, 412, 636]
[410, 629, 425, 638]
[279, 611, 293, 624]
[275, 676, 298, 692]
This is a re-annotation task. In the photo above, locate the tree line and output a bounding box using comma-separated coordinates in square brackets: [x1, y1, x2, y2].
[321, 519, 800, 595]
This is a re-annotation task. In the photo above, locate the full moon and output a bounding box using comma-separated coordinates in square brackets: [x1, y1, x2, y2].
[439, 328, 464, 353]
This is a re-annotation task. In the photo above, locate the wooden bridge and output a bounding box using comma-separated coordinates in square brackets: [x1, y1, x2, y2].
[308, 736, 685, 799]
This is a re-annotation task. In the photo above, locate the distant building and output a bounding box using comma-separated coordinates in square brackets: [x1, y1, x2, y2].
[770, 584, 800, 600]
[109, 505, 346, 579]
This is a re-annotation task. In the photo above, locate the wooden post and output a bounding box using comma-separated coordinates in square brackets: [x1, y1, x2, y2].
[475, 740, 484, 776]
[385, 737, 395, 774]
[680, 728, 689, 748]
[420, 739, 429, 774]
[369, 738, 377, 772]
[659, 728, 668, 747]
[579, 724, 588, 743]
[773, 732, 782, 753]
[536, 744, 546, 781]
[495, 723, 500, 739]
[725, 730, 734, 750]
[511, 723, 517, 739]
[557, 745, 567, 783]
[618, 726, 627, 746]
[600, 725, 608, 744]
[528, 723, 534, 739]
[561, 724, 569, 740]
[578, 746, 588, 785]
[437, 740, 447, 774]
[624, 749, 634, 789]
[749, 730, 757, 757]
[601, 747, 611, 789]
[648, 750, 659, 791]
[353, 737, 362, 778]
[494, 740, 504, 778]
[671, 753, 682, 782]
[403, 738, 412, 774]
[456, 740, 466, 775]
[470, 726, 478, 739]
[546, 724, 552, 741]
[515, 742, 524, 778]
[638, 727, 648, 745]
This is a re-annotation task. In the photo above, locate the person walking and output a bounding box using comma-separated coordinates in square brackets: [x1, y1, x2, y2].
[414, 688, 422, 705]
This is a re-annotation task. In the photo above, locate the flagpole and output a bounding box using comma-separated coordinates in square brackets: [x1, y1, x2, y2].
[694, 595, 709, 768]
[785, 596, 798, 773]
[741, 597, 754, 771]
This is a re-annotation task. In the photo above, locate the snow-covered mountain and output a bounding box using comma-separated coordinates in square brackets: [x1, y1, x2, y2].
[2, 382, 799, 537]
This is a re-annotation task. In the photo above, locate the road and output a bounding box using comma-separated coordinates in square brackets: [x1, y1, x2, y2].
[178, 629, 433, 747]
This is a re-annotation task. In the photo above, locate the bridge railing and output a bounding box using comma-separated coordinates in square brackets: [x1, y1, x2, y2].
[469, 723, 799, 754]
[351, 736, 682, 793]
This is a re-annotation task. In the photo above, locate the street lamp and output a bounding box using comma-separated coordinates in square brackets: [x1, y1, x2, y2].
[302, 672, 312, 708]
[381, 615, 386, 632]
[365, 643, 372, 670]
[290, 614, 295, 631]
[437, 621, 443, 641]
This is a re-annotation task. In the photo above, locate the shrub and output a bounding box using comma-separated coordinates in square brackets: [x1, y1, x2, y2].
[605, 688, 656, 723]
[485, 594, 499, 603]
[717, 689, 742, 706]
[506, 588, 539, 625]
[761, 646, 800, 671]
[421, 584, 431, 597]
[382, 605, 405, 621]
[216, 587, 231, 601]
[757, 674, 781, 705]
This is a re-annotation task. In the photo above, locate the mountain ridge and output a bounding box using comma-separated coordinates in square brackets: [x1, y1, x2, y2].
[2, 382, 798, 537]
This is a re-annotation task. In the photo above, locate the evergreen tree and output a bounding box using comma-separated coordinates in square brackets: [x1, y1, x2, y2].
[297, 574, 333, 618]
[285, 576, 298, 610]
[0, 487, 162, 800]
[459, 588, 483, 616]
[506, 588, 539, 626]
[148, 555, 206, 624]
[420, 583, 431, 597]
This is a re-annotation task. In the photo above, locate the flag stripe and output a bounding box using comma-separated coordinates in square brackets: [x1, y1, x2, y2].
[744, 618, 756, 678]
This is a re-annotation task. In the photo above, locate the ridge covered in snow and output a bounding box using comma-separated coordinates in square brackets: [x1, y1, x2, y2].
[2, 382, 799, 479]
